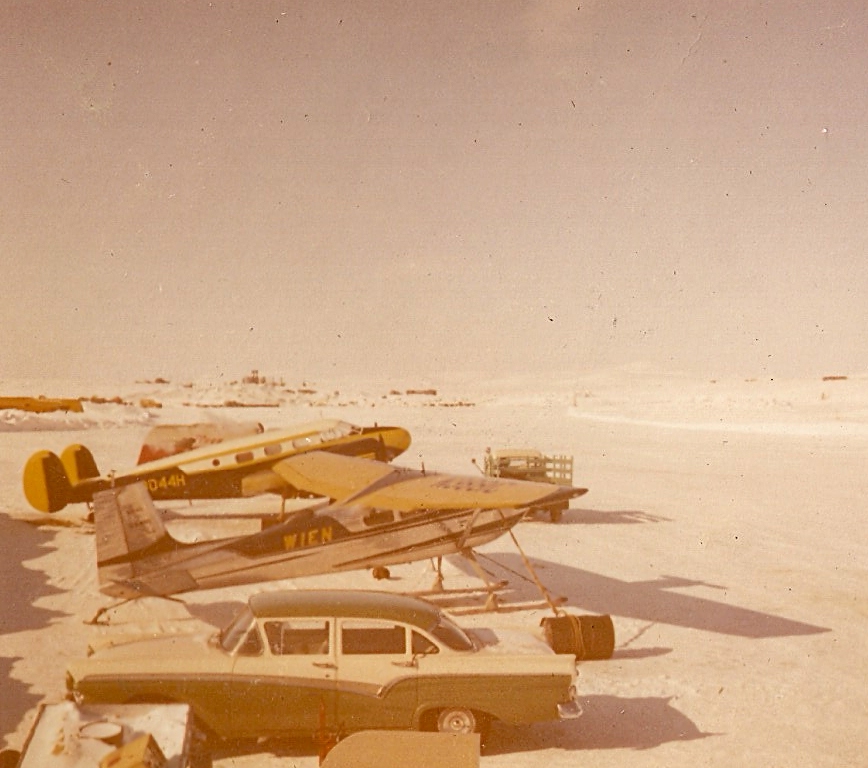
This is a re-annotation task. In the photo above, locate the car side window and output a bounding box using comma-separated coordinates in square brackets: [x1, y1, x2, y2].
[340, 621, 407, 655]
[264, 619, 330, 655]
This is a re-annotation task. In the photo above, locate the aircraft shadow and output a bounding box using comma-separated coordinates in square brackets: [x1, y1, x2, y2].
[485, 694, 715, 754]
[0, 514, 67, 741]
[0, 514, 65, 635]
[184, 600, 249, 630]
[555, 507, 673, 525]
[612, 646, 672, 660]
[0, 657, 44, 745]
[456, 552, 830, 639]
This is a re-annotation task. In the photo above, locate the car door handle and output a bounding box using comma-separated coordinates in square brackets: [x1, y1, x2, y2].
[391, 659, 417, 668]
[312, 661, 337, 669]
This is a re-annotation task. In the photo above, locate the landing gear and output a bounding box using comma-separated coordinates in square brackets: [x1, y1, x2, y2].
[460, 550, 502, 611]
[430, 556, 445, 592]
[87, 594, 188, 626]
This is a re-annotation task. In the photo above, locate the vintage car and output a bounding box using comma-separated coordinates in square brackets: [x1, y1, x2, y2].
[67, 590, 581, 741]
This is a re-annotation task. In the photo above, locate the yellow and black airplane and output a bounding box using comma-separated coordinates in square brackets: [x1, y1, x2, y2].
[92, 451, 588, 599]
[22, 419, 411, 514]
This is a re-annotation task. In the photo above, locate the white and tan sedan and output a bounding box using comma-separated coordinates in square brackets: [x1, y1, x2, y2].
[67, 589, 581, 741]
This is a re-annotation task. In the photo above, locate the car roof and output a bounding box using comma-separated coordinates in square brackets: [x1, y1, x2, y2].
[248, 590, 442, 629]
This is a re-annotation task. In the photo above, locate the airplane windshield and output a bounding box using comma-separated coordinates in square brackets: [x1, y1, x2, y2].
[219, 607, 257, 653]
[429, 614, 475, 651]
[320, 422, 357, 441]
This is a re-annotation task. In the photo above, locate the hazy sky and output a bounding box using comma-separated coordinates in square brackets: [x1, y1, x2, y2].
[4, 1, 867, 383]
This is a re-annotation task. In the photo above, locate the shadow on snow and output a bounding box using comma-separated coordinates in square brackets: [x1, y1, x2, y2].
[462, 552, 829, 639]
[0, 514, 65, 636]
[557, 507, 672, 525]
[0, 514, 67, 741]
[486, 694, 715, 754]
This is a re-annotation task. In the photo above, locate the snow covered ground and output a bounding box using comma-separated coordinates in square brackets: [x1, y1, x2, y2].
[1, 370, 866, 766]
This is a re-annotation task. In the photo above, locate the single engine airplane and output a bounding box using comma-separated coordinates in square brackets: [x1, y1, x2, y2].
[91, 451, 588, 600]
[23, 419, 411, 514]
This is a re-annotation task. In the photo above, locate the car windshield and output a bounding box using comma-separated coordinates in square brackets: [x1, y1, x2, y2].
[219, 606, 256, 652]
[429, 613, 475, 651]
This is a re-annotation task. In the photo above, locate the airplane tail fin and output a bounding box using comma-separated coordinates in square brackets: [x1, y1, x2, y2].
[93, 483, 199, 598]
[22, 450, 74, 513]
[93, 482, 169, 565]
[22, 444, 101, 513]
[60, 443, 100, 484]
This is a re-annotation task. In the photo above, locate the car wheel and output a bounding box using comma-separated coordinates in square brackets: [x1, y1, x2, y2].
[436, 707, 477, 734]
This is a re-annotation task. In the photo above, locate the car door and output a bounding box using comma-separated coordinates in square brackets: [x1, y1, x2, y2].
[231, 617, 338, 737]
[334, 619, 419, 731]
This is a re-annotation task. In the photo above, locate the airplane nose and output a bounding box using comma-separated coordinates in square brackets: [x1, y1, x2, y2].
[380, 427, 412, 459]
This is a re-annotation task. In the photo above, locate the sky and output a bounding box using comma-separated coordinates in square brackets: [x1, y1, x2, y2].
[3, 1, 868, 384]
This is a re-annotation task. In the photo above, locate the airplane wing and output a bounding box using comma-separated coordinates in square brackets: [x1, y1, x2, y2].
[271, 452, 401, 501]
[272, 452, 586, 512]
[240, 469, 293, 497]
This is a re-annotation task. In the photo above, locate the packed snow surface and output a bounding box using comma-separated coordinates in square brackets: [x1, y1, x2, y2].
[2, 371, 866, 766]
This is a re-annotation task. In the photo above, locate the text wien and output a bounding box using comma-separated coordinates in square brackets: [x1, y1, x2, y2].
[283, 526, 334, 550]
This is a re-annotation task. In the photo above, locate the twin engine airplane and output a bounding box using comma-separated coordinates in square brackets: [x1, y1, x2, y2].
[91, 451, 588, 600]
[22, 419, 412, 514]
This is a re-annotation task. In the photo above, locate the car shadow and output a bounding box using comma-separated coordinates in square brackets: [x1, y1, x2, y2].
[210, 736, 320, 762]
[207, 692, 712, 760]
[485, 694, 715, 754]
[452, 552, 830, 639]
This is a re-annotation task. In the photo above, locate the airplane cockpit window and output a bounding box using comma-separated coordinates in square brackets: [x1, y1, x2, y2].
[264, 443, 282, 457]
[293, 434, 322, 449]
[235, 451, 254, 464]
[320, 422, 356, 442]
[264, 619, 330, 655]
[363, 509, 395, 527]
